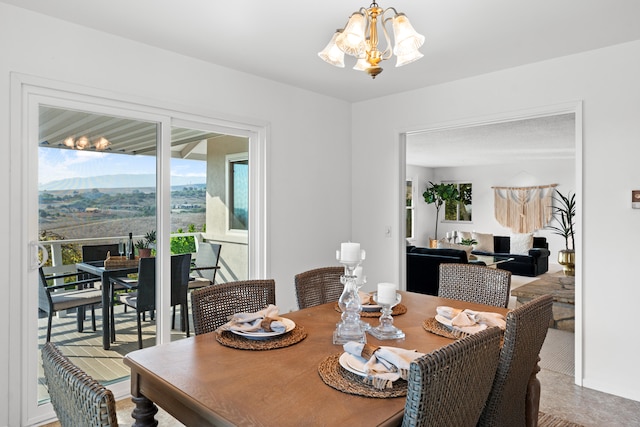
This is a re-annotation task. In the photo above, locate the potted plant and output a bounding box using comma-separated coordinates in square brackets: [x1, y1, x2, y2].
[423, 182, 460, 247]
[135, 231, 156, 258]
[548, 190, 576, 276]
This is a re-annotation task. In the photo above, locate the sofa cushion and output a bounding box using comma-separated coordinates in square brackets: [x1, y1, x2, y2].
[510, 233, 534, 255]
[472, 232, 494, 252]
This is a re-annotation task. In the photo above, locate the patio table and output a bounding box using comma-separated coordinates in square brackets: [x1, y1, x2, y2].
[124, 291, 526, 426]
[76, 260, 138, 350]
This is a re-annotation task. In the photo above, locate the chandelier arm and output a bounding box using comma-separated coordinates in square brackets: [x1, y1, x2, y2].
[377, 9, 395, 59]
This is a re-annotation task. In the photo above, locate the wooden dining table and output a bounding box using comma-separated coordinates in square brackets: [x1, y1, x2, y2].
[124, 291, 512, 426]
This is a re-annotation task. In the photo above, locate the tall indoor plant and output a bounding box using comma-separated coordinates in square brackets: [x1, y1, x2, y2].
[548, 189, 576, 276]
[423, 181, 459, 247]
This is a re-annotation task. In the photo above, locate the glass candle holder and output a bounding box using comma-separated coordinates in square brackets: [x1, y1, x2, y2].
[368, 292, 405, 340]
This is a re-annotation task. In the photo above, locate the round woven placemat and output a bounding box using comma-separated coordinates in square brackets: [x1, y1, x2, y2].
[421, 317, 469, 340]
[215, 325, 307, 350]
[333, 303, 407, 317]
[317, 353, 407, 398]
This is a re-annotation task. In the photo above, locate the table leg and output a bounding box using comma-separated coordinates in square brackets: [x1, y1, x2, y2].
[525, 356, 542, 427]
[131, 395, 158, 427]
[102, 272, 111, 350]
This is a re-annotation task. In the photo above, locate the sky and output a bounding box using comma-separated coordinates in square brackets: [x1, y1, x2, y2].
[39, 147, 206, 186]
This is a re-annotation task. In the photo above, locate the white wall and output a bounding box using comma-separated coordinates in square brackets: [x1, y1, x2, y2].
[411, 159, 575, 255]
[0, 4, 352, 425]
[405, 165, 434, 247]
[353, 40, 640, 402]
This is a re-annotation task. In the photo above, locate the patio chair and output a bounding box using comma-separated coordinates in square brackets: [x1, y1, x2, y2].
[114, 257, 156, 349]
[38, 268, 102, 342]
[402, 326, 502, 427]
[478, 294, 553, 427]
[113, 255, 192, 348]
[438, 263, 512, 308]
[171, 253, 192, 336]
[82, 243, 131, 314]
[189, 242, 222, 289]
[41, 342, 118, 427]
[294, 266, 344, 309]
[81, 243, 120, 263]
[191, 279, 276, 335]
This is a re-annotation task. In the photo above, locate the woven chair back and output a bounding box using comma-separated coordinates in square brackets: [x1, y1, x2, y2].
[402, 327, 503, 427]
[294, 266, 344, 309]
[191, 279, 276, 335]
[42, 342, 118, 427]
[438, 263, 512, 308]
[478, 294, 553, 427]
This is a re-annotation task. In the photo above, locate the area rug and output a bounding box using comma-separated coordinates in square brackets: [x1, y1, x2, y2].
[539, 411, 584, 427]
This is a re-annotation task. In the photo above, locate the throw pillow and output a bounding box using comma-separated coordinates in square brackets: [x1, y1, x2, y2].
[437, 240, 474, 258]
[510, 233, 534, 255]
[472, 232, 494, 252]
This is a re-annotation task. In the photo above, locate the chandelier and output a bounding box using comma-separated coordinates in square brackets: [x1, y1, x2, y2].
[318, 1, 425, 79]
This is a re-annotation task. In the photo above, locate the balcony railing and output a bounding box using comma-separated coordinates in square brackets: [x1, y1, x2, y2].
[40, 232, 205, 278]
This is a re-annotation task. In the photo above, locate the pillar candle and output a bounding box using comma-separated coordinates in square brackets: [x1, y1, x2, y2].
[377, 282, 397, 305]
[340, 242, 360, 262]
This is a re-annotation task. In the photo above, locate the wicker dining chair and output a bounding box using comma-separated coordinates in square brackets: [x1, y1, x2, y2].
[191, 279, 276, 335]
[402, 326, 503, 427]
[294, 266, 344, 309]
[478, 294, 553, 427]
[41, 342, 118, 427]
[438, 263, 512, 308]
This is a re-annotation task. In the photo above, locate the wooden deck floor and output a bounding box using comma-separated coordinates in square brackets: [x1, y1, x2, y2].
[38, 305, 191, 403]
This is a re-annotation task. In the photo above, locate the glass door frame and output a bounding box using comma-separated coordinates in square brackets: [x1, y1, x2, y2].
[10, 73, 268, 425]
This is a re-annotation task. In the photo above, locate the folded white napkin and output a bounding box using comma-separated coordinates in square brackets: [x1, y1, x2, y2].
[343, 342, 425, 389]
[215, 304, 286, 333]
[436, 306, 506, 334]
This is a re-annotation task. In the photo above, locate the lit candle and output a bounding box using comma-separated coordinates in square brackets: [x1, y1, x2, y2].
[377, 282, 397, 305]
[340, 242, 360, 262]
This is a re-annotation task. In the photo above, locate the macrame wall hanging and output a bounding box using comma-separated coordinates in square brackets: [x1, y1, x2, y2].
[493, 184, 557, 233]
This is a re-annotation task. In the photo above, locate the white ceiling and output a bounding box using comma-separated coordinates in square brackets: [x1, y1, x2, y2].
[3, 0, 640, 103]
[406, 113, 576, 168]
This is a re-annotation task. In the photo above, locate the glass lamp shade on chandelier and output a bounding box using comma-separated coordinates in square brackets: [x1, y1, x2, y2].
[318, 1, 425, 78]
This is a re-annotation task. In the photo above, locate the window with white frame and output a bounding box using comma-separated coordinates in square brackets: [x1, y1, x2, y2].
[444, 182, 472, 222]
[406, 180, 414, 238]
[227, 153, 248, 231]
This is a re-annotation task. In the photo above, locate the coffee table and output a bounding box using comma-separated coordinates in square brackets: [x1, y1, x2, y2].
[470, 255, 514, 267]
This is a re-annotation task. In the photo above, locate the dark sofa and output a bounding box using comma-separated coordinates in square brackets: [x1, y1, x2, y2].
[406, 246, 481, 296]
[471, 236, 550, 277]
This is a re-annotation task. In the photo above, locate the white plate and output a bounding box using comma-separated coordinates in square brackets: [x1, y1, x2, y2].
[231, 318, 295, 340]
[339, 352, 368, 378]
